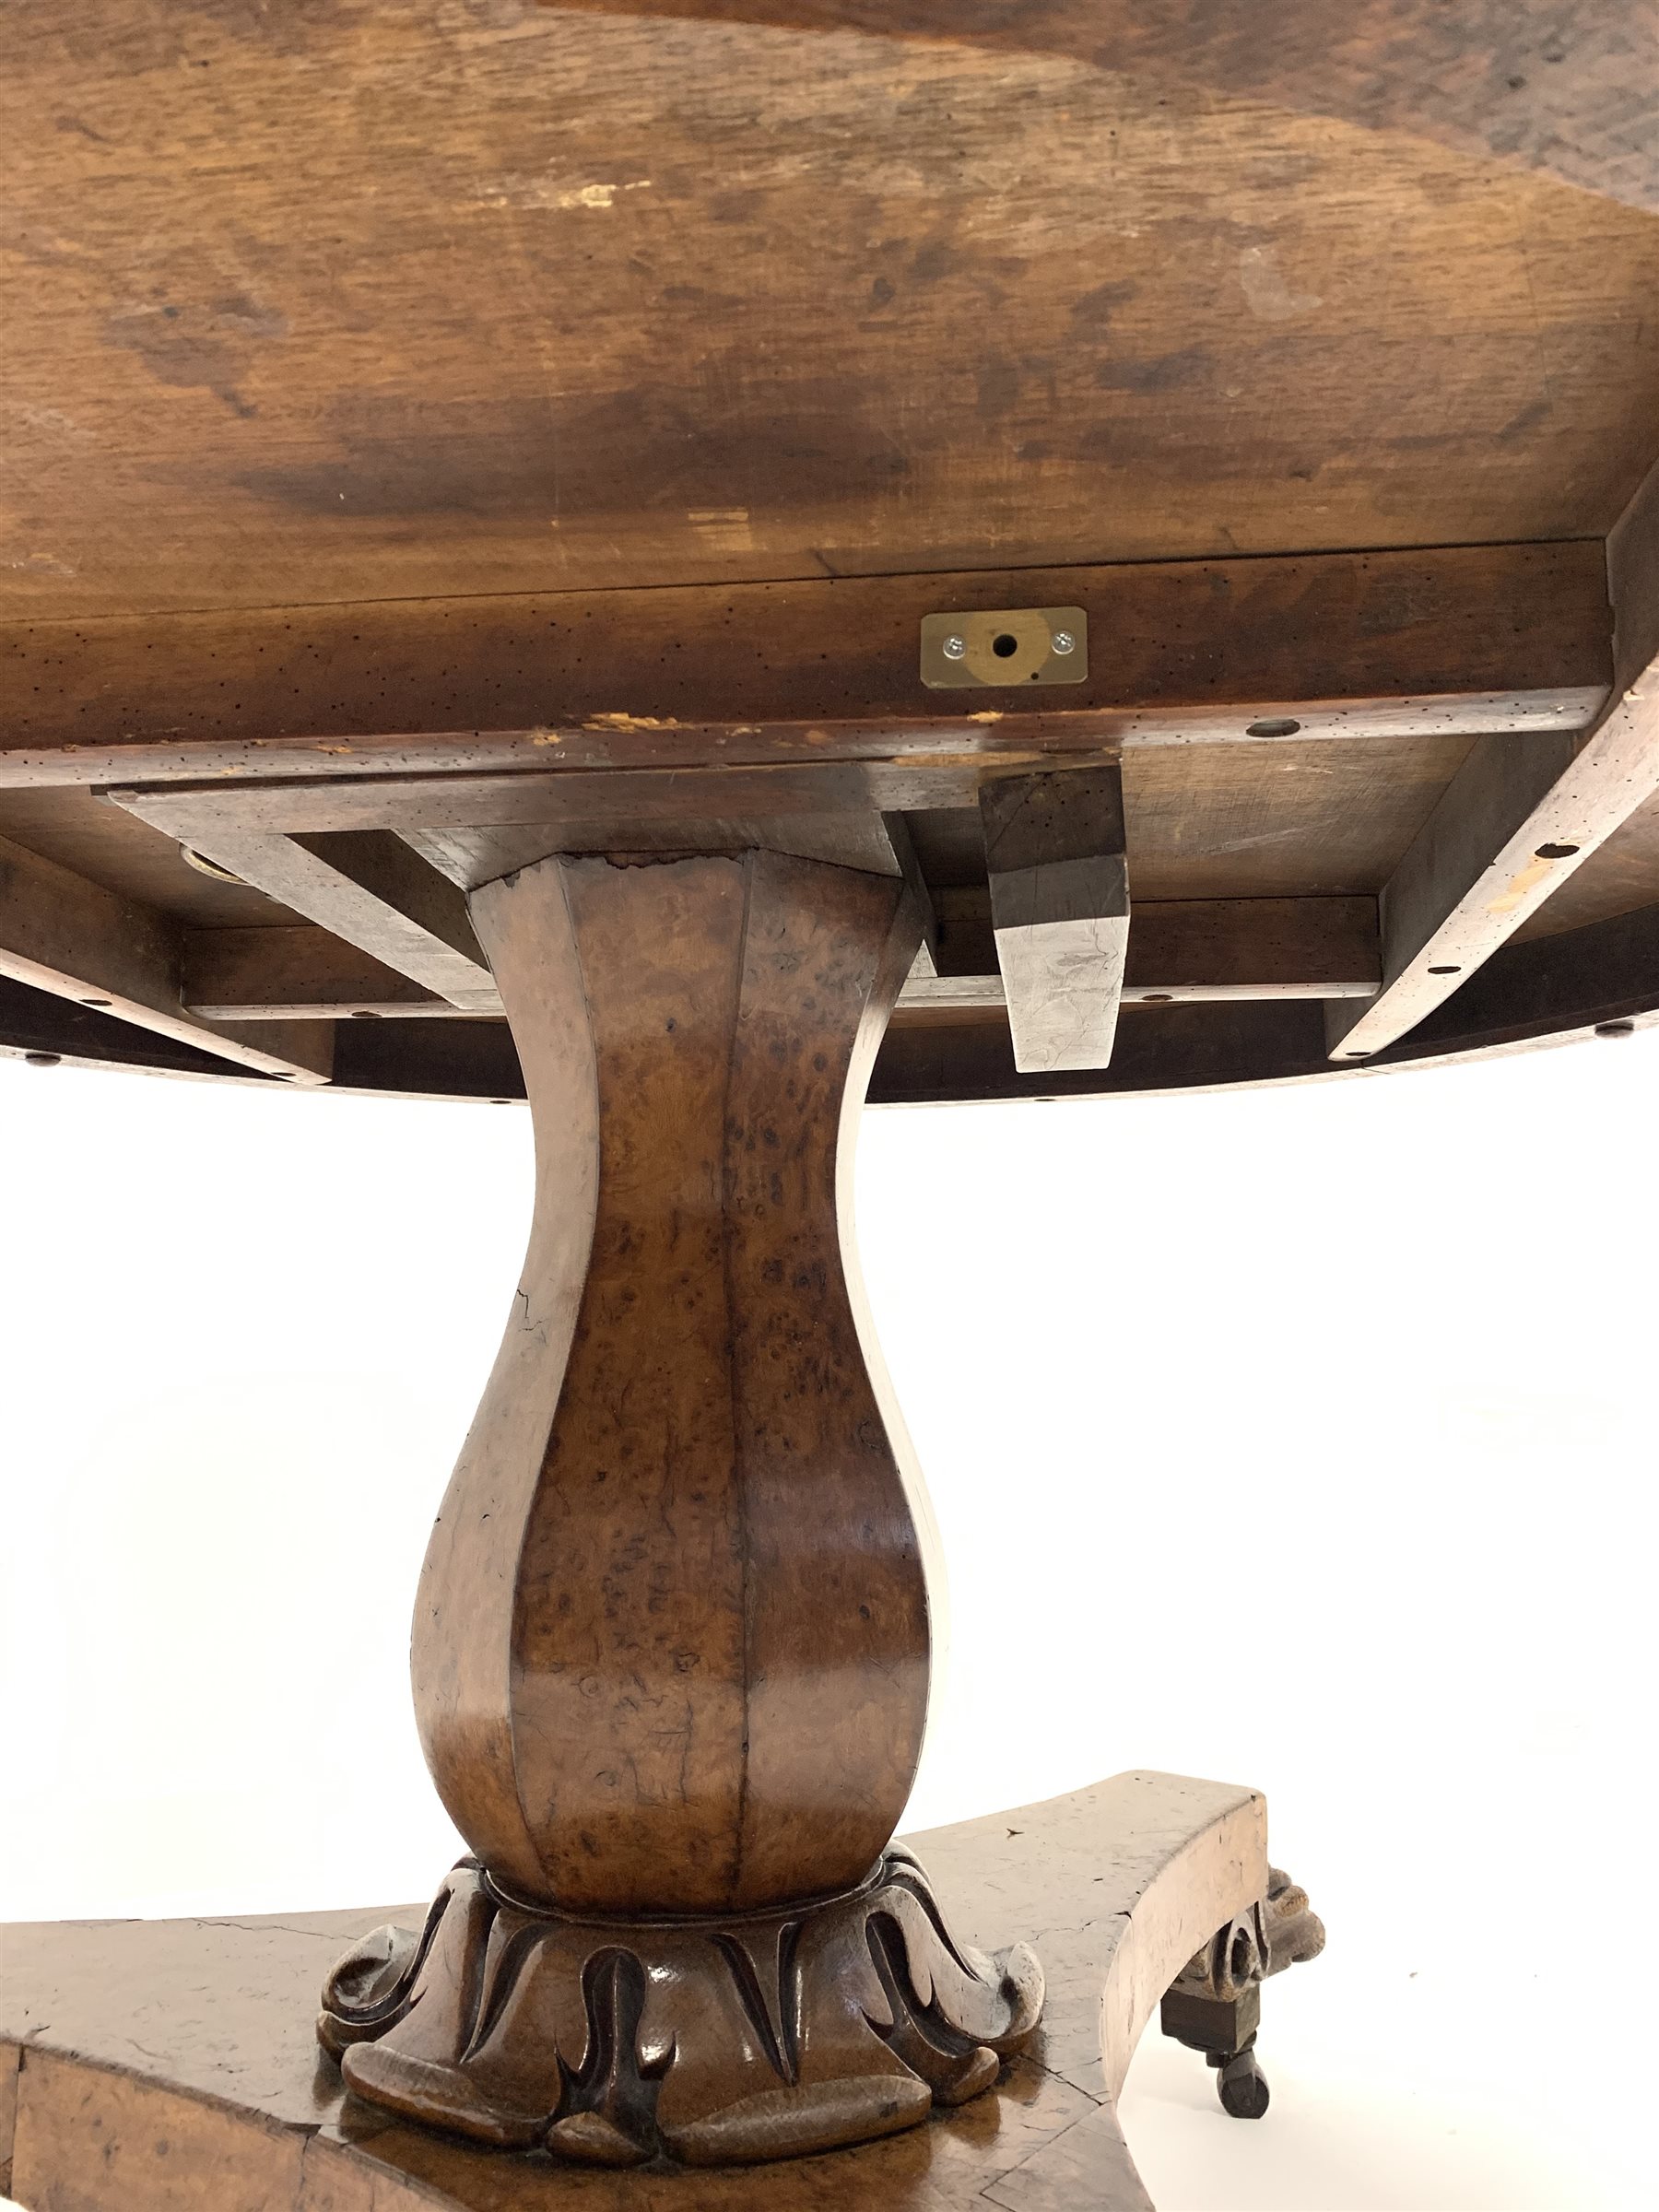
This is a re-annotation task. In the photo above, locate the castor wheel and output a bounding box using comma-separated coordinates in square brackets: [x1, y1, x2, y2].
[1214, 2046, 1271, 2119]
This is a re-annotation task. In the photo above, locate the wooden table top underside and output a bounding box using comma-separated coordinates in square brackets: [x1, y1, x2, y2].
[6, 2, 1659, 1102]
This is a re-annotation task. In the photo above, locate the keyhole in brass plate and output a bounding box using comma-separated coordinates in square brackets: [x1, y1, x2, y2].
[919, 606, 1088, 688]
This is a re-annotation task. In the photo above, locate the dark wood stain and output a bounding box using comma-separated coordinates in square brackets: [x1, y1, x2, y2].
[4, 7, 1657, 618]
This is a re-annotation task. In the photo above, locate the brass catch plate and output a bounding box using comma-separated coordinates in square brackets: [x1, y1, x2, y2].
[920, 606, 1088, 688]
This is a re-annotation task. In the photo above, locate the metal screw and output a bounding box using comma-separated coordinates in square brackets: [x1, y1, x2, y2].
[942, 634, 967, 660]
[1051, 629, 1077, 655]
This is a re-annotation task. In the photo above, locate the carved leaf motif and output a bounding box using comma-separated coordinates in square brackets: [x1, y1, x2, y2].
[320, 1851, 1041, 2166]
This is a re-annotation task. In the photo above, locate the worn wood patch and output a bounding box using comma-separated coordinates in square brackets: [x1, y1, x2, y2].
[4, 9, 1656, 619]
[982, 768, 1130, 1072]
[560, 2, 1659, 218]
[1, 2040, 18, 2194]
[10, 2048, 305, 2212]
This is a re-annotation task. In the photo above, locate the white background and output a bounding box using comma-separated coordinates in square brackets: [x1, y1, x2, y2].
[2, 1028, 1655, 2209]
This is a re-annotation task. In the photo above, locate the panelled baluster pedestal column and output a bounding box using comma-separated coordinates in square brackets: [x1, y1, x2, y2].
[319, 847, 1042, 2167]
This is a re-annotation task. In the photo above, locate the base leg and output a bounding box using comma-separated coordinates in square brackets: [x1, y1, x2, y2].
[1159, 1866, 1324, 2121]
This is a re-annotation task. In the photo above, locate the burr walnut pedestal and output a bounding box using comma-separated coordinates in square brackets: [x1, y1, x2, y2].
[0, 848, 1322, 2209]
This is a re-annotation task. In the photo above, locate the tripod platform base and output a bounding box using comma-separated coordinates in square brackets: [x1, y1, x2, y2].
[1, 1771, 1290, 2212]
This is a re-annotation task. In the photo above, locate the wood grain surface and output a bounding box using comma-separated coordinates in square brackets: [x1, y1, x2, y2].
[0, 544, 1612, 787]
[148, 831, 504, 1015]
[182, 926, 457, 1020]
[4, 7, 1656, 620]
[0, 831, 334, 1082]
[558, 3, 1659, 218]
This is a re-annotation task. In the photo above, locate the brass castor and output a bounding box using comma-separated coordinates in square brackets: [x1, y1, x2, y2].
[1159, 1865, 1323, 2124]
[1212, 2042, 1271, 2120]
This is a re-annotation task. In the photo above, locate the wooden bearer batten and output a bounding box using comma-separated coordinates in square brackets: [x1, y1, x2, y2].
[0, 529, 1646, 1097]
[1328, 464, 1659, 1063]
